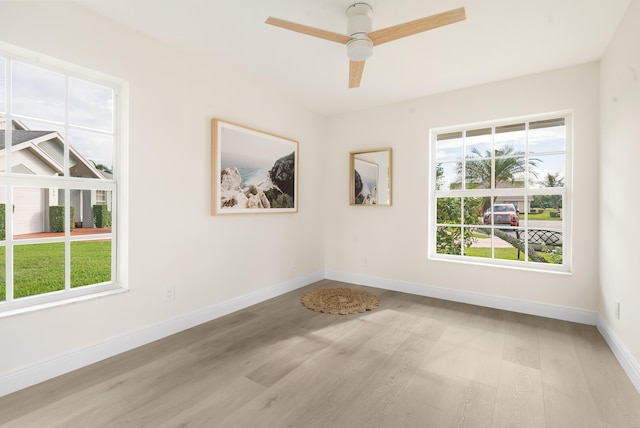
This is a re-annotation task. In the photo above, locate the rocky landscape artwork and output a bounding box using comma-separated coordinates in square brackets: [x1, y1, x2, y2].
[349, 148, 392, 206]
[212, 119, 298, 215]
[353, 158, 378, 204]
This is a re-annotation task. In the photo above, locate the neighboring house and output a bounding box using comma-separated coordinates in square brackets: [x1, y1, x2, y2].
[450, 180, 534, 213]
[0, 119, 110, 235]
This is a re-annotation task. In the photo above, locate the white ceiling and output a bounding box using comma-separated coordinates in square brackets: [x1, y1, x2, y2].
[74, 0, 630, 116]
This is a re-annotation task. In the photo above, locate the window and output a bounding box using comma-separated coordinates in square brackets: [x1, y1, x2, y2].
[430, 113, 570, 272]
[0, 43, 124, 313]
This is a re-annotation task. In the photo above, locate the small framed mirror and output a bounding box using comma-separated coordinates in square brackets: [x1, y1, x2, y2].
[350, 147, 392, 206]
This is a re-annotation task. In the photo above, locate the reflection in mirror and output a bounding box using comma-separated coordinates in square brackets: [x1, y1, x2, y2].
[350, 148, 392, 206]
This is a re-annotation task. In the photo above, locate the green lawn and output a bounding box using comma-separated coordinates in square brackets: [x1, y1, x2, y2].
[527, 209, 562, 221]
[465, 246, 560, 263]
[465, 246, 525, 260]
[0, 241, 112, 301]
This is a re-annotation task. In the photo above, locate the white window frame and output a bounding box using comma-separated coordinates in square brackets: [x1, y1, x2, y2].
[428, 111, 572, 273]
[0, 42, 128, 316]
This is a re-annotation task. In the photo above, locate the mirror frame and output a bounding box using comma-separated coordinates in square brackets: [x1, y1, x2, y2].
[349, 147, 392, 206]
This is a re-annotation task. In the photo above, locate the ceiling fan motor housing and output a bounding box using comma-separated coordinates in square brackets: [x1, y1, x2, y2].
[346, 3, 373, 61]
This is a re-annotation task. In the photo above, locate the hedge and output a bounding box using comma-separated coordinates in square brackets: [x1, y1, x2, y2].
[92, 205, 112, 228]
[0, 204, 8, 240]
[49, 206, 75, 233]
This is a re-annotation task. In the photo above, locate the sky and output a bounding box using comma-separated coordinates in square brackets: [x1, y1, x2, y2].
[218, 123, 296, 169]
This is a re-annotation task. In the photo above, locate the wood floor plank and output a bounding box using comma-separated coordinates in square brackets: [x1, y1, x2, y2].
[422, 329, 504, 388]
[384, 369, 496, 428]
[491, 360, 545, 428]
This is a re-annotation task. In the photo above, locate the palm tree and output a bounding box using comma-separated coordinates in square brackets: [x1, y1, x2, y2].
[541, 172, 564, 188]
[90, 160, 113, 175]
[541, 172, 564, 210]
[459, 145, 541, 189]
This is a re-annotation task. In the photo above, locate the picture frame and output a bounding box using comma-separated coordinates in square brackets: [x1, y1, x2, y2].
[212, 119, 298, 215]
[349, 148, 392, 206]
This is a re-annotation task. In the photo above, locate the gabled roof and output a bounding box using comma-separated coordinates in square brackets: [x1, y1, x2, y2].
[0, 121, 107, 180]
[0, 130, 57, 149]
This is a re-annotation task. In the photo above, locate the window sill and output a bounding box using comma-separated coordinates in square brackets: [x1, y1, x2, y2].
[0, 286, 128, 318]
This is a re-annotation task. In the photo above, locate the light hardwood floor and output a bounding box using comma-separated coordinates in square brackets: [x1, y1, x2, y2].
[1, 279, 639, 428]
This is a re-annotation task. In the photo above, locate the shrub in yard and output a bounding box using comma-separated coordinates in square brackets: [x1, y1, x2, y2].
[92, 205, 112, 228]
[49, 206, 74, 232]
[0, 204, 16, 239]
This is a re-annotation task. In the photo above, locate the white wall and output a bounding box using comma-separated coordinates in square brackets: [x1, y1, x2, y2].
[0, 2, 326, 383]
[600, 0, 640, 366]
[325, 63, 600, 311]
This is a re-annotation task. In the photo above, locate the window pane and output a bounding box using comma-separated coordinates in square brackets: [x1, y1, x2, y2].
[527, 228, 563, 264]
[0, 185, 4, 300]
[69, 78, 114, 132]
[0, 185, 6, 241]
[482, 198, 521, 229]
[0, 114, 6, 173]
[435, 162, 460, 191]
[495, 123, 526, 153]
[437, 197, 461, 224]
[495, 156, 525, 188]
[14, 242, 65, 298]
[465, 159, 491, 189]
[67, 129, 113, 179]
[529, 118, 565, 153]
[529, 196, 563, 220]
[0, 57, 5, 114]
[71, 239, 112, 288]
[0, 246, 4, 301]
[13, 187, 65, 238]
[492, 228, 523, 261]
[10, 121, 65, 177]
[464, 228, 492, 259]
[11, 61, 65, 123]
[529, 154, 566, 189]
[436, 226, 462, 255]
[436, 132, 462, 162]
[465, 128, 492, 159]
[71, 188, 112, 229]
[463, 197, 485, 226]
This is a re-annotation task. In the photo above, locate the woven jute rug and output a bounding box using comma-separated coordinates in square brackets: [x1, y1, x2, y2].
[301, 288, 380, 315]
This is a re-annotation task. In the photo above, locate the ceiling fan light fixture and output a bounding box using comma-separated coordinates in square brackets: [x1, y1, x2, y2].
[347, 35, 373, 61]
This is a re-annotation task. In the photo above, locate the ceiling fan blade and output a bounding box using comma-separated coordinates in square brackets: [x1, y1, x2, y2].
[368, 7, 466, 46]
[265, 17, 353, 44]
[349, 60, 365, 88]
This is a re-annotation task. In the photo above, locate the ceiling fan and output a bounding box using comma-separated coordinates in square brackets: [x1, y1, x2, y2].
[265, 3, 466, 89]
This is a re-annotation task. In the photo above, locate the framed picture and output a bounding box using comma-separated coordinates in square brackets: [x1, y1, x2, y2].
[212, 119, 298, 215]
[350, 148, 392, 205]
[353, 158, 379, 204]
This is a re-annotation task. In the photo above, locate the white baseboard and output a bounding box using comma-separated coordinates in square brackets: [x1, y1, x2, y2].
[325, 270, 598, 325]
[596, 316, 640, 394]
[0, 270, 324, 398]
